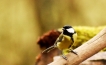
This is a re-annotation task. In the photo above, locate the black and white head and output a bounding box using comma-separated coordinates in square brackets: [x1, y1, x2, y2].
[62, 25, 76, 36]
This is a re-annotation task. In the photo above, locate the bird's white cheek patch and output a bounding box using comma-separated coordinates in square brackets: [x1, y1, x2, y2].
[67, 28, 74, 33]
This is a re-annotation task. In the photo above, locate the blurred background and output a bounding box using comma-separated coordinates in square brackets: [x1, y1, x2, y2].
[0, 0, 106, 65]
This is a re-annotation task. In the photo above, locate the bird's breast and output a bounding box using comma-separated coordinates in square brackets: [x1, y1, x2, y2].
[57, 35, 73, 50]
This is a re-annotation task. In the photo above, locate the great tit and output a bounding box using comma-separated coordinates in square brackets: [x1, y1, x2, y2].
[42, 25, 77, 60]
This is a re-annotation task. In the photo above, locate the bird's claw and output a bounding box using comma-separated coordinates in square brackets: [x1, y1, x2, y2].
[61, 55, 68, 60]
[69, 50, 77, 55]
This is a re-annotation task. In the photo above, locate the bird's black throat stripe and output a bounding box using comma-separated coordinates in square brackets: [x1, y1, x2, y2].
[63, 30, 74, 41]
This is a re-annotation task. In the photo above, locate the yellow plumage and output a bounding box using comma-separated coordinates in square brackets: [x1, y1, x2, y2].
[57, 33, 77, 51]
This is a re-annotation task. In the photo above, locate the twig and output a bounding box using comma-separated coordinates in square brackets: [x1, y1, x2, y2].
[48, 28, 106, 65]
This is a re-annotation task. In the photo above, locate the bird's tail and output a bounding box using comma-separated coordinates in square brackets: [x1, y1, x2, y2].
[42, 45, 56, 53]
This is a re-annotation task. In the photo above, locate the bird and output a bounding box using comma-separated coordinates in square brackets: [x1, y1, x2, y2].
[42, 25, 77, 60]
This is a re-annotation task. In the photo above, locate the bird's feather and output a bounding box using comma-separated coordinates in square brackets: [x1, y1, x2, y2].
[42, 45, 56, 53]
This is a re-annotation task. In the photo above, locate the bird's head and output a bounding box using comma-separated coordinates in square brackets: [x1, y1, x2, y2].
[62, 25, 76, 35]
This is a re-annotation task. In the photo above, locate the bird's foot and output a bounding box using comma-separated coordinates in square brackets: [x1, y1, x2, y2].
[68, 50, 78, 55]
[61, 55, 67, 60]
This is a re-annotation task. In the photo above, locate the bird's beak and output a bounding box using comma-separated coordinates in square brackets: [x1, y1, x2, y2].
[62, 28, 64, 30]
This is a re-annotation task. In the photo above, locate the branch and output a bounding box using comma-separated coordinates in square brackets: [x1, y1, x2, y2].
[48, 28, 106, 65]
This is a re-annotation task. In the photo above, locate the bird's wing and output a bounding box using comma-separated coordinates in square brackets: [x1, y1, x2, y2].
[42, 33, 64, 53]
[54, 34, 64, 46]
